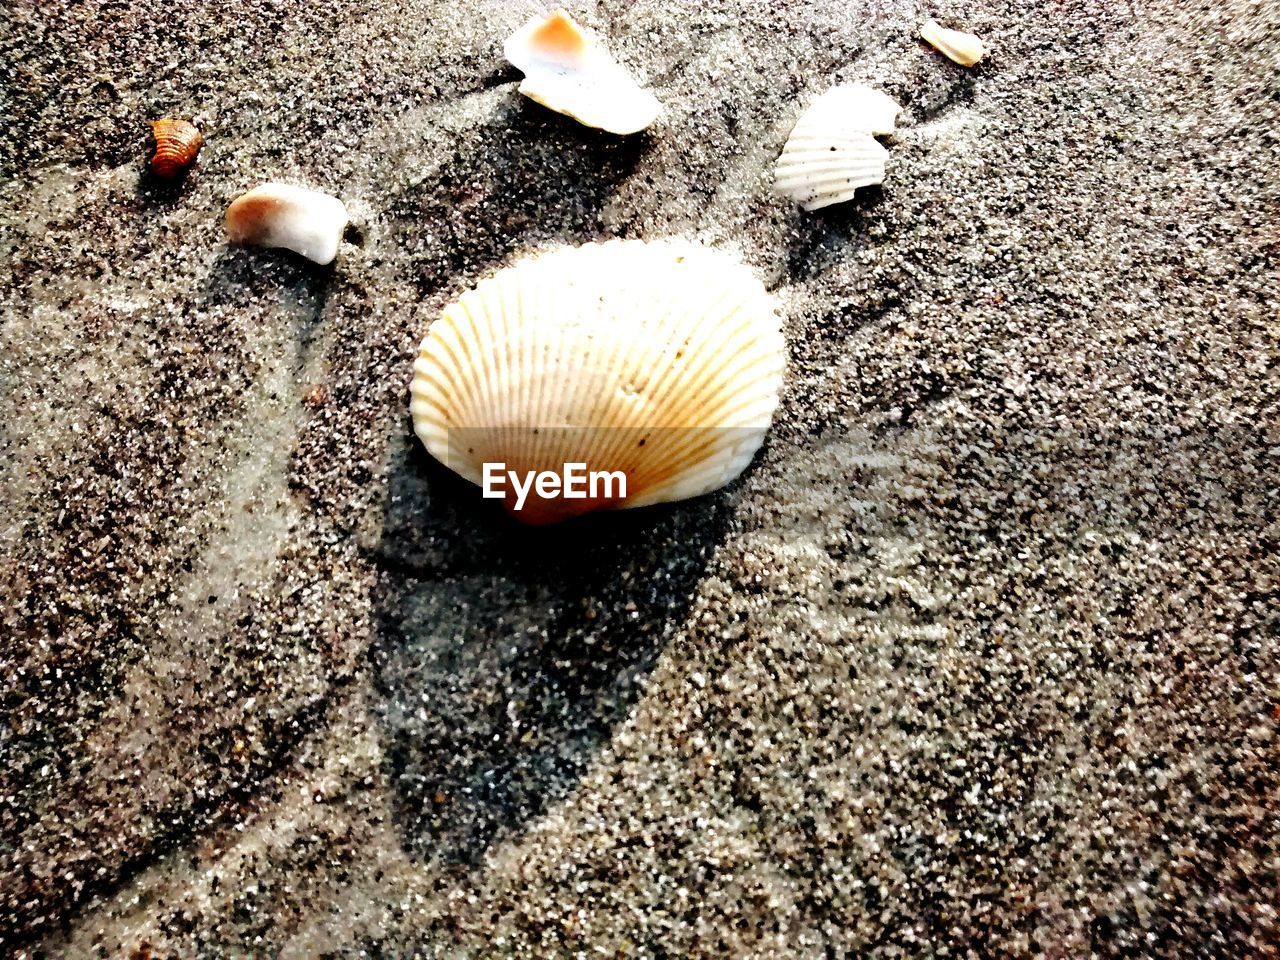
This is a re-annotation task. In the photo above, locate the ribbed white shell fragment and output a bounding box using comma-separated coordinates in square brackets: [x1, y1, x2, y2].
[224, 183, 349, 265]
[921, 19, 986, 67]
[503, 9, 661, 135]
[409, 240, 785, 523]
[774, 84, 901, 211]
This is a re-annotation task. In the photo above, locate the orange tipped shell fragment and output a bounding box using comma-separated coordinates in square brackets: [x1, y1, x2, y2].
[149, 118, 203, 178]
[504, 9, 661, 135]
[225, 183, 349, 265]
[529, 9, 588, 60]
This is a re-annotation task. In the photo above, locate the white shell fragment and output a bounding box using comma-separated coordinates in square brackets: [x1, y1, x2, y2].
[810, 83, 902, 137]
[224, 183, 349, 265]
[921, 18, 986, 67]
[774, 84, 901, 211]
[410, 239, 785, 523]
[503, 9, 661, 135]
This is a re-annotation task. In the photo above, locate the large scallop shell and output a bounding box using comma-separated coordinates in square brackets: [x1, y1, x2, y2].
[224, 183, 349, 265]
[149, 118, 203, 178]
[921, 19, 986, 67]
[774, 84, 900, 211]
[409, 240, 785, 523]
[503, 9, 661, 135]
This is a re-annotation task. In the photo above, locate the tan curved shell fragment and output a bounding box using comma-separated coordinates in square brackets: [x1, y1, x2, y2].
[409, 240, 785, 523]
[503, 9, 661, 135]
[775, 84, 901, 211]
[224, 182, 349, 265]
[921, 18, 986, 67]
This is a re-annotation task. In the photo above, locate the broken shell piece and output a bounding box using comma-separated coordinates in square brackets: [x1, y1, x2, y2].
[921, 18, 986, 67]
[409, 239, 785, 523]
[503, 9, 661, 135]
[149, 118, 203, 178]
[775, 136, 887, 211]
[807, 83, 901, 137]
[775, 84, 901, 211]
[224, 183, 349, 265]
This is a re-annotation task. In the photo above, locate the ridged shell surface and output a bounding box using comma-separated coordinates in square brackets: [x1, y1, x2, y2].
[410, 240, 785, 523]
[149, 118, 203, 178]
[774, 84, 900, 211]
[224, 183, 349, 265]
[504, 10, 660, 135]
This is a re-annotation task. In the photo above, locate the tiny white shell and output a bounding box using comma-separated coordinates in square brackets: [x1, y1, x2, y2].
[410, 239, 785, 523]
[225, 183, 349, 265]
[774, 84, 900, 211]
[503, 9, 661, 135]
[921, 18, 986, 67]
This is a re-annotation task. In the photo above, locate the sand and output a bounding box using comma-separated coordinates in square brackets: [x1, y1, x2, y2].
[2, 0, 1277, 956]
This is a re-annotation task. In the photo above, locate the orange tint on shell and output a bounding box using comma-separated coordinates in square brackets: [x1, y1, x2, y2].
[149, 118, 203, 178]
[528, 9, 587, 59]
[224, 192, 287, 245]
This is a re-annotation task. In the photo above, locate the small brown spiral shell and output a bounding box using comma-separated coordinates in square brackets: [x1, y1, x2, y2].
[149, 118, 203, 178]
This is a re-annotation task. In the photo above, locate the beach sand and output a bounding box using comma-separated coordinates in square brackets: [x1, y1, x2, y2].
[2, 0, 1277, 955]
